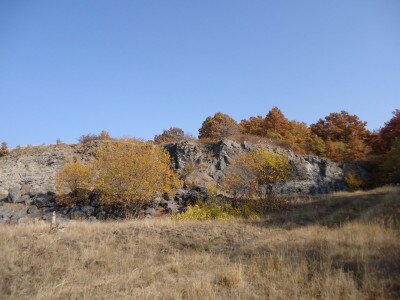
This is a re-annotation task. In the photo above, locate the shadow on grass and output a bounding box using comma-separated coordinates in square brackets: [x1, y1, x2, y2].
[253, 188, 400, 229]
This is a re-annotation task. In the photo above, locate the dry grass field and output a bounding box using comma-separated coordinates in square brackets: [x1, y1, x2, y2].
[0, 187, 399, 299]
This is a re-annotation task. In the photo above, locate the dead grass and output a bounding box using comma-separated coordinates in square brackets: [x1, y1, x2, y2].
[0, 188, 399, 299]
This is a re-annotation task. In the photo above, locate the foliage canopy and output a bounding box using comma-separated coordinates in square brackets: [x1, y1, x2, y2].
[56, 139, 181, 208]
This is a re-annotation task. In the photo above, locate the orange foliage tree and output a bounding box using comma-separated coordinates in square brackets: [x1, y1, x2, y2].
[154, 127, 186, 144]
[240, 107, 325, 156]
[310, 111, 370, 143]
[264, 107, 292, 136]
[240, 116, 265, 136]
[372, 109, 400, 154]
[199, 112, 240, 140]
[310, 111, 370, 162]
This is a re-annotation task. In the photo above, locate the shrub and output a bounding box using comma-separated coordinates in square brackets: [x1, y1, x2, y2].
[172, 200, 261, 221]
[78, 130, 112, 144]
[56, 139, 181, 211]
[307, 135, 326, 156]
[345, 171, 364, 191]
[0, 142, 9, 157]
[172, 202, 236, 221]
[199, 112, 240, 140]
[55, 159, 92, 205]
[223, 149, 291, 200]
[91, 140, 180, 208]
[172, 185, 261, 221]
[154, 127, 186, 144]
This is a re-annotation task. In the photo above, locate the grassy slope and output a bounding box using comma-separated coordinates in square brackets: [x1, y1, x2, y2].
[0, 187, 399, 299]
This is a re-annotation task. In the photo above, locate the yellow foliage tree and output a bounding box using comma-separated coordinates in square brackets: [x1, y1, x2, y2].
[91, 139, 180, 208]
[56, 139, 181, 210]
[223, 149, 291, 200]
[55, 159, 92, 204]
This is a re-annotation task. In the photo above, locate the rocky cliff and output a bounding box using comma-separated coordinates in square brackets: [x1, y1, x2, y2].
[166, 139, 349, 195]
[0, 139, 354, 223]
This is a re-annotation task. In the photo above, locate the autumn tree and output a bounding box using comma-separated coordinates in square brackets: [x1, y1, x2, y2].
[55, 159, 92, 204]
[347, 134, 367, 162]
[223, 149, 291, 201]
[92, 139, 180, 208]
[372, 109, 400, 154]
[310, 111, 370, 162]
[198, 112, 240, 140]
[0, 142, 9, 157]
[284, 121, 321, 155]
[240, 107, 290, 137]
[381, 138, 400, 184]
[264, 107, 291, 136]
[310, 111, 370, 143]
[154, 127, 186, 144]
[56, 139, 181, 211]
[240, 116, 265, 136]
[240, 108, 325, 156]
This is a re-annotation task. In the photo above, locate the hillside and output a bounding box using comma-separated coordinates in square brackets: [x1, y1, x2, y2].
[0, 187, 399, 299]
[0, 139, 359, 223]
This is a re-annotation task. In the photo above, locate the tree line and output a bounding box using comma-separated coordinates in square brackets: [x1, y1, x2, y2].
[1, 107, 399, 185]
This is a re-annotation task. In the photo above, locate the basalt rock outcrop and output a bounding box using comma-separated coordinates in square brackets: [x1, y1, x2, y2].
[0, 139, 356, 223]
[166, 139, 351, 195]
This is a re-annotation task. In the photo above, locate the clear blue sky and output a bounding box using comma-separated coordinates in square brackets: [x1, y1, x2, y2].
[1, 0, 399, 147]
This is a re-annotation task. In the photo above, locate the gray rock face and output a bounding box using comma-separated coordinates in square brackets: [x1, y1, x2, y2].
[1, 139, 351, 199]
[0, 138, 357, 223]
[166, 139, 350, 195]
[0, 143, 96, 195]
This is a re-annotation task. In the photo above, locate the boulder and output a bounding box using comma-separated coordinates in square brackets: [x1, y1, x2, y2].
[164, 201, 179, 214]
[10, 207, 28, 222]
[20, 184, 32, 196]
[15, 195, 30, 204]
[27, 205, 40, 215]
[8, 187, 21, 203]
[24, 196, 33, 205]
[145, 207, 157, 217]
[32, 193, 56, 208]
[0, 194, 8, 202]
[80, 205, 95, 217]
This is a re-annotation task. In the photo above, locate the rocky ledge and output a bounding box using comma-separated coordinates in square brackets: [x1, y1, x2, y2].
[0, 139, 359, 223]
